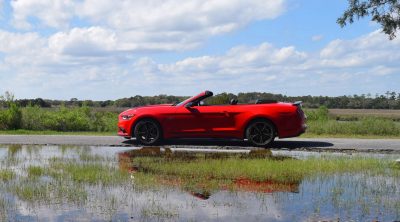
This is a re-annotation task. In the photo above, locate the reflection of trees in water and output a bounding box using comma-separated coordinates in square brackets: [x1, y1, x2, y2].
[7, 145, 44, 159]
[118, 147, 301, 199]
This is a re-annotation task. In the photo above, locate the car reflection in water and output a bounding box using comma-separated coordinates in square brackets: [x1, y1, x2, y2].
[118, 147, 301, 199]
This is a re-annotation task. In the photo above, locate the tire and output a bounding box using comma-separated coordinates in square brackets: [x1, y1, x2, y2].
[134, 119, 162, 145]
[245, 119, 275, 147]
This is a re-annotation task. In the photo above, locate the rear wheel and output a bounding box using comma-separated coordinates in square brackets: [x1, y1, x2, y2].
[246, 120, 275, 147]
[134, 119, 162, 145]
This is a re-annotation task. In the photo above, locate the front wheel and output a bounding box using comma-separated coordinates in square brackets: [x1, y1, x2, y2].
[246, 120, 275, 147]
[134, 119, 162, 145]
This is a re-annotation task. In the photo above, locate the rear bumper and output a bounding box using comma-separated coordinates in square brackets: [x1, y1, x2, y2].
[279, 123, 307, 139]
[298, 123, 307, 135]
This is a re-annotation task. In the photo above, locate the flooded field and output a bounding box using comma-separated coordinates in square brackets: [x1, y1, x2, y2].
[0, 145, 399, 221]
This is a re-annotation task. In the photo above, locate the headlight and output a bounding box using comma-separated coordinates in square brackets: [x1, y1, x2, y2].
[121, 114, 135, 120]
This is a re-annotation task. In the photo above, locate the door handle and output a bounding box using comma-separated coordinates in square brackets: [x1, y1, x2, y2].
[222, 111, 230, 117]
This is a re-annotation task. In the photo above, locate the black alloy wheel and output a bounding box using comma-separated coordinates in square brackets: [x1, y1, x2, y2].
[246, 120, 275, 147]
[134, 119, 162, 145]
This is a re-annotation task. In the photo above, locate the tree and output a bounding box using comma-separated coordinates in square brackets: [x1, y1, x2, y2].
[338, 0, 400, 39]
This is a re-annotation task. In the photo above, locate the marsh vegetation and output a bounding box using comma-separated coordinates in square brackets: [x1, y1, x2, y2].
[0, 145, 399, 221]
[305, 106, 400, 137]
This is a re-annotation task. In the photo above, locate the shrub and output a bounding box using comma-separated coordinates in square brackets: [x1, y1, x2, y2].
[20, 105, 118, 132]
[0, 98, 22, 130]
[305, 106, 329, 121]
[21, 105, 46, 130]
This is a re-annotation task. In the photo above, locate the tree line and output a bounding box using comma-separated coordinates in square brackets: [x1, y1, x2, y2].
[2, 91, 400, 109]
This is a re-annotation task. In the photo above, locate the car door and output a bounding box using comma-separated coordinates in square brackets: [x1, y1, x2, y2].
[195, 105, 235, 136]
[167, 105, 204, 136]
[169, 105, 235, 137]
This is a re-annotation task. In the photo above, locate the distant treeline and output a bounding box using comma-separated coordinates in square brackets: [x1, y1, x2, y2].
[5, 91, 400, 109]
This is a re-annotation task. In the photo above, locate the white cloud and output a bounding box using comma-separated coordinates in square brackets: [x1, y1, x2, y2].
[319, 30, 400, 68]
[131, 43, 310, 95]
[0, 0, 4, 18]
[1, 4, 400, 100]
[311, 35, 323, 42]
[370, 65, 398, 76]
[0, 30, 45, 53]
[77, 0, 285, 32]
[162, 43, 307, 76]
[48, 27, 117, 56]
[9, 0, 286, 52]
[119, 30, 400, 97]
[11, 0, 75, 29]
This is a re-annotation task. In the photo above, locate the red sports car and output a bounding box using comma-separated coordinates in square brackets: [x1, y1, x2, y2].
[118, 91, 307, 147]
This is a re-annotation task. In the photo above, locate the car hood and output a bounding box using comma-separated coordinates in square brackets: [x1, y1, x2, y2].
[142, 104, 173, 107]
[119, 104, 173, 115]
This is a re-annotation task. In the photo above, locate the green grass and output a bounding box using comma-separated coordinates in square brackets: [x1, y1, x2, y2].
[306, 118, 400, 137]
[301, 133, 400, 139]
[140, 204, 179, 220]
[0, 129, 115, 136]
[304, 107, 400, 138]
[48, 161, 129, 185]
[10, 180, 87, 203]
[11, 183, 49, 202]
[27, 166, 44, 178]
[0, 170, 15, 181]
[132, 156, 394, 184]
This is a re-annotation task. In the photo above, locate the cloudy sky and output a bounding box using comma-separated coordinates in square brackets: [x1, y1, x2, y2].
[0, 0, 399, 100]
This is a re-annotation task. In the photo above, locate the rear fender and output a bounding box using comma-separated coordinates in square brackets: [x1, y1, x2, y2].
[242, 115, 279, 139]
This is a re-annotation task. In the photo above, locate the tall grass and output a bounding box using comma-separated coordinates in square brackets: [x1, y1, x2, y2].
[48, 161, 129, 185]
[0, 170, 15, 181]
[305, 106, 400, 136]
[27, 166, 44, 178]
[10, 180, 87, 203]
[0, 103, 118, 132]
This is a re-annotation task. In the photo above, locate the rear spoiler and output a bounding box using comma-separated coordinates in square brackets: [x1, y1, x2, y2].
[292, 101, 302, 107]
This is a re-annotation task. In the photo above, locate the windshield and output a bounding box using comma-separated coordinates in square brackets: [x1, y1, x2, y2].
[173, 91, 213, 106]
[174, 97, 193, 106]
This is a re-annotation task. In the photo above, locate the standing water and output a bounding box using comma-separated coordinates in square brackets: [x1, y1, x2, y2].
[0, 145, 399, 221]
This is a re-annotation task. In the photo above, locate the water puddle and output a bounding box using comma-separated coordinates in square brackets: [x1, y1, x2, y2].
[0, 145, 399, 221]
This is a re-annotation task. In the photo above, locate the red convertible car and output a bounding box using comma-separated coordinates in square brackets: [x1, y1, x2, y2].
[118, 91, 306, 147]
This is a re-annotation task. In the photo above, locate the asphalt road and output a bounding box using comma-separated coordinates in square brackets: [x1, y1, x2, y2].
[0, 135, 399, 153]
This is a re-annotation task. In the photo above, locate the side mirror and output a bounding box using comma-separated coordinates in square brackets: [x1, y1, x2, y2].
[185, 102, 194, 108]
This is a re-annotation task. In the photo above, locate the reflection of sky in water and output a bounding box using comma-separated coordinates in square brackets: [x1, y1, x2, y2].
[0, 145, 399, 221]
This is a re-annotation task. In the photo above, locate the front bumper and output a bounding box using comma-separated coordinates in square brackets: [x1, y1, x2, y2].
[118, 119, 133, 137]
[118, 126, 129, 137]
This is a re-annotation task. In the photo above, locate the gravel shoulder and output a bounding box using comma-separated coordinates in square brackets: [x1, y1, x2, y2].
[0, 135, 399, 153]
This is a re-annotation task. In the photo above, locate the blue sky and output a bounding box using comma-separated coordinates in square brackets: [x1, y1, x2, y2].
[0, 0, 399, 100]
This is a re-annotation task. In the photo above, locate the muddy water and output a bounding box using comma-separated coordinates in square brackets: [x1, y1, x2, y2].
[0, 145, 399, 222]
